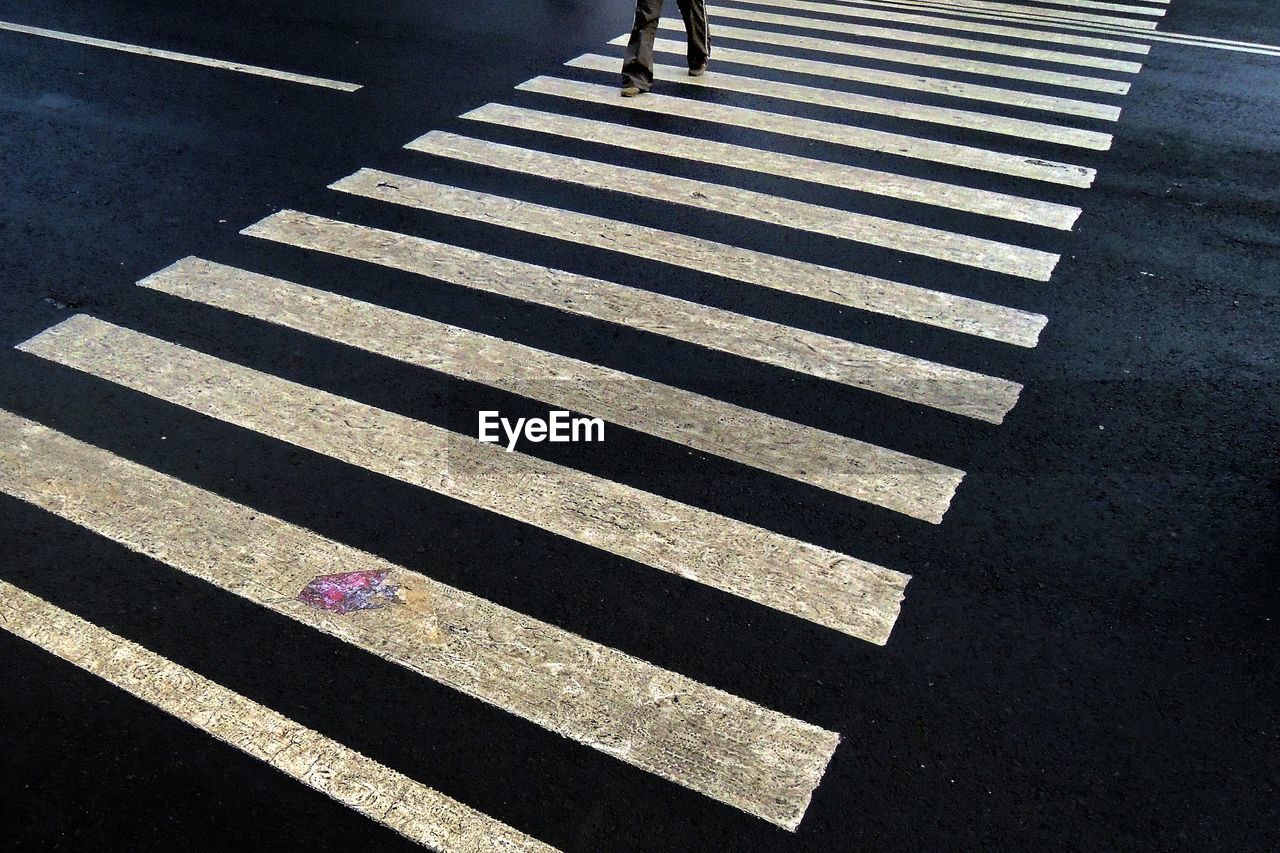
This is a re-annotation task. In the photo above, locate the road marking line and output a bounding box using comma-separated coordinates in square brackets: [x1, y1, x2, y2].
[565, 54, 1113, 150]
[857, 0, 1167, 17]
[409, 131, 1061, 278]
[141, 257, 970, 511]
[0, 579, 556, 853]
[17, 317, 916, 641]
[734, 0, 1163, 29]
[632, 35, 1128, 112]
[0, 19, 361, 91]
[937, 0, 1168, 10]
[247, 208, 1048, 349]
[325, 172, 1049, 358]
[706, 5, 1152, 61]
[976, 17, 1280, 56]
[465, 101, 1081, 228]
[640, 23, 1135, 95]
[0, 410, 843, 830]
[517, 77, 1095, 187]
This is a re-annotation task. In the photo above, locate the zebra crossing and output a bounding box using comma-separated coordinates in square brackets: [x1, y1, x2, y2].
[2, 0, 1209, 847]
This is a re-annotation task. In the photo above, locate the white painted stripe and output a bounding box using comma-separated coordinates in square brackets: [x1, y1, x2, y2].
[987, 18, 1280, 56]
[867, 0, 1167, 16]
[706, 6, 1149, 68]
[0, 19, 361, 91]
[634, 35, 1128, 115]
[566, 55, 1113, 150]
[324, 172, 1049, 358]
[18, 316, 915, 643]
[948, 0, 1168, 10]
[248, 208, 1048, 350]
[734, 0, 1162, 29]
[464, 101, 1082, 229]
[141, 257, 971, 512]
[409, 131, 1061, 278]
[641, 23, 1135, 95]
[518, 77, 1095, 188]
[0, 579, 555, 853]
[0, 408, 843, 830]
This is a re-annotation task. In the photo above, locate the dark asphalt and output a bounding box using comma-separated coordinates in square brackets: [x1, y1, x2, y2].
[1, 0, 1277, 850]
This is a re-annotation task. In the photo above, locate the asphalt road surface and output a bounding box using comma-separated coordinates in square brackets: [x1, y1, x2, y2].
[1, 0, 1277, 850]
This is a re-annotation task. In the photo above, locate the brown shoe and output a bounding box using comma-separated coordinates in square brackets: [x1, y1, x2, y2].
[621, 85, 645, 97]
[689, 63, 708, 77]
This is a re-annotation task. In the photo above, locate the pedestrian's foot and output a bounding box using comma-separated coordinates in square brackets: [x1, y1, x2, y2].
[620, 85, 644, 97]
[689, 63, 708, 77]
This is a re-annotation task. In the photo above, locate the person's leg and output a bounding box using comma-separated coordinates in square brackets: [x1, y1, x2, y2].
[675, 0, 710, 72]
[622, 0, 664, 91]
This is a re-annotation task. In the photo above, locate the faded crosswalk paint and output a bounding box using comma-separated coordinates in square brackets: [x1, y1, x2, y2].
[632, 35, 1129, 111]
[17, 317, 916, 639]
[409, 131, 1062, 278]
[0, 579, 556, 852]
[140, 257, 971, 513]
[841, 0, 1167, 18]
[565, 54, 1114, 150]
[246, 209, 1049, 348]
[704, 6, 1151, 63]
[0, 410, 843, 829]
[731, 0, 1162, 29]
[325, 171, 1050, 354]
[518, 77, 1096, 187]
[463, 101, 1082, 228]
[638, 25, 1133, 96]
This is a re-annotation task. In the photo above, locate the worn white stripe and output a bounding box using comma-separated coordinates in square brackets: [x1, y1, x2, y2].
[325, 172, 1050, 357]
[409, 131, 1061, 278]
[142, 257, 970, 512]
[248, 209, 1048, 352]
[0, 19, 361, 91]
[464, 101, 1081, 229]
[640, 23, 1134, 95]
[857, 0, 1166, 17]
[0, 579, 555, 853]
[18, 316, 915, 644]
[983, 18, 1280, 56]
[706, 6, 1149, 68]
[945, 0, 1168, 10]
[566, 55, 1112, 150]
[518, 77, 1095, 187]
[733, 0, 1162, 29]
[634, 35, 1127, 115]
[0, 408, 844, 830]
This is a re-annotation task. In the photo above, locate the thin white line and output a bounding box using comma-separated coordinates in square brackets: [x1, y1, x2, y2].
[517, 77, 1096, 187]
[466, 100, 1083, 229]
[705, 6, 1149, 68]
[17, 316, 916, 641]
[567, 53, 1114, 150]
[729, 0, 1162, 29]
[639, 23, 1135, 95]
[248, 207, 1049, 348]
[322, 173, 1050, 358]
[632, 35, 1128, 114]
[0, 579, 557, 853]
[409, 131, 1062, 277]
[0, 19, 362, 91]
[141, 257, 971, 513]
[0, 407, 844, 829]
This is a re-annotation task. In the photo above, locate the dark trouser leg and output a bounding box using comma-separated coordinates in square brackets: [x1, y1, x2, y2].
[675, 0, 710, 69]
[622, 0, 663, 90]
